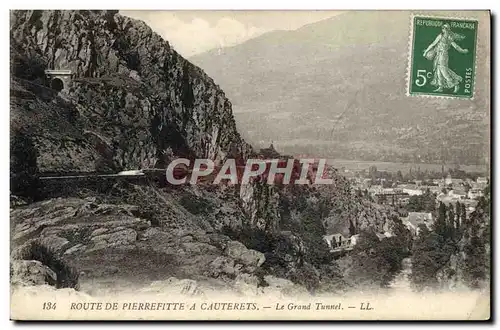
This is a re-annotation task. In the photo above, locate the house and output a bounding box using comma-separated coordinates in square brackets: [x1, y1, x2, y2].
[468, 188, 484, 200]
[399, 196, 410, 205]
[397, 184, 424, 196]
[414, 185, 441, 195]
[408, 212, 433, 224]
[476, 177, 488, 185]
[451, 178, 464, 185]
[373, 191, 410, 206]
[398, 207, 409, 217]
[465, 178, 476, 185]
[350, 234, 360, 246]
[323, 233, 358, 252]
[323, 233, 347, 250]
[448, 188, 467, 200]
[442, 175, 464, 186]
[382, 188, 395, 194]
[403, 188, 423, 196]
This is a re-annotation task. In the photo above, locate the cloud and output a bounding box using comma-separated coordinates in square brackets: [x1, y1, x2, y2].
[122, 12, 268, 57]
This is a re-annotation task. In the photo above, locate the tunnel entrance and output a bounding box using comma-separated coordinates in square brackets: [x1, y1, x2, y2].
[51, 78, 64, 92]
[44, 69, 72, 92]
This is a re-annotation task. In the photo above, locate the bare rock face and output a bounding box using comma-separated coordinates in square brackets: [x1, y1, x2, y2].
[10, 195, 272, 293]
[209, 256, 238, 277]
[39, 235, 70, 253]
[89, 228, 137, 252]
[224, 241, 265, 268]
[11, 260, 57, 287]
[10, 10, 252, 173]
[11, 198, 149, 256]
[9, 10, 409, 296]
[239, 182, 281, 232]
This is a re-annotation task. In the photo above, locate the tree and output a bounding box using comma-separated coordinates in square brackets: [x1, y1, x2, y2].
[413, 185, 490, 290]
[396, 170, 403, 182]
[434, 202, 448, 238]
[298, 203, 332, 266]
[406, 190, 435, 213]
[346, 231, 390, 288]
[460, 203, 467, 227]
[10, 130, 40, 200]
[460, 189, 490, 288]
[462, 235, 487, 288]
[455, 202, 462, 232]
[422, 189, 436, 213]
[410, 225, 456, 291]
[347, 229, 408, 289]
[447, 205, 455, 239]
[369, 165, 378, 181]
[464, 182, 471, 194]
[407, 195, 423, 212]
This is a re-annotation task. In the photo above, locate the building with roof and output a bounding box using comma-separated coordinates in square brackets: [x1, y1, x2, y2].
[402, 187, 423, 196]
[476, 177, 488, 185]
[468, 188, 485, 200]
[449, 189, 467, 200]
[373, 191, 410, 206]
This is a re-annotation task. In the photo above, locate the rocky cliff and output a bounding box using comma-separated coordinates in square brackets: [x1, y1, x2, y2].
[11, 10, 252, 173]
[10, 10, 405, 295]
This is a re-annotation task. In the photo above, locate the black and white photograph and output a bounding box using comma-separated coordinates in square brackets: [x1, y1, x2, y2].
[8, 9, 491, 320]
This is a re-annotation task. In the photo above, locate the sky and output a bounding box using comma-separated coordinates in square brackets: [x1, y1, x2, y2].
[120, 11, 341, 57]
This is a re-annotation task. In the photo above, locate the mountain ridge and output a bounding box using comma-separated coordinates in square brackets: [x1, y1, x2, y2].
[10, 10, 253, 173]
[190, 10, 490, 166]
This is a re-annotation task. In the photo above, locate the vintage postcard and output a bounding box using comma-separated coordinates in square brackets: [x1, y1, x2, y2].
[10, 10, 491, 321]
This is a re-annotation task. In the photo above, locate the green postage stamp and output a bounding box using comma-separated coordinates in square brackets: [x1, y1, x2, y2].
[407, 15, 478, 98]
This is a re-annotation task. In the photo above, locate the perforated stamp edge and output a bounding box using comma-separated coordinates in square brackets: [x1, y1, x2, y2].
[405, 13, 479, 100]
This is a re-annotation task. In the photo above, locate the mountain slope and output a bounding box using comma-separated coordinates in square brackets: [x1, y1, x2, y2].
[10, 10, 252, 173]
[10, 10, 409, 294]
[190, 11, 490, 165]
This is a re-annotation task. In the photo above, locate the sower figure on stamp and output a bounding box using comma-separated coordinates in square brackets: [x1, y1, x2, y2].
[423, 23, 469, 93]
